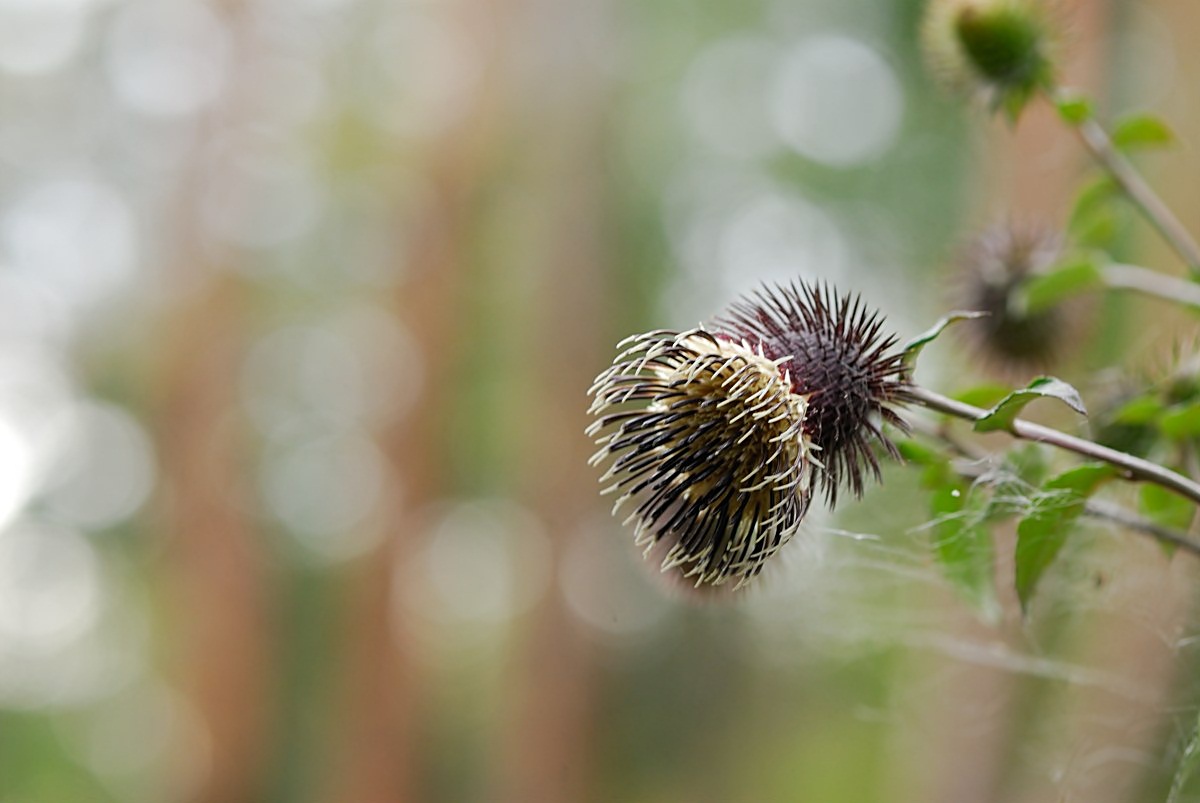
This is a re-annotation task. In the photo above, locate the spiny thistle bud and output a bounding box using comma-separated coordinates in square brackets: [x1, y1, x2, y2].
[921, 0, 1059, 118]
[954, 222, 1069, 372]
[587, 281, 911, 589]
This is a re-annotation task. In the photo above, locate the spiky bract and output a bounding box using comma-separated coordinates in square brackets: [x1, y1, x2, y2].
[587, 329, 816, 588]
[717, 282, 912, 504]
[955, 222, 1068, 371]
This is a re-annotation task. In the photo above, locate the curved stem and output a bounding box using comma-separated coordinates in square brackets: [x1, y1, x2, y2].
[1102, 263, 1200, 309]
[907, 385, 1200, 508]
[1068, 112, 1200, 276]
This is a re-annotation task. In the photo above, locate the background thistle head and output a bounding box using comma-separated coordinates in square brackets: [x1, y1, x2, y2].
[922, 0, 1061, 119]
[953, 221, 1076, 373]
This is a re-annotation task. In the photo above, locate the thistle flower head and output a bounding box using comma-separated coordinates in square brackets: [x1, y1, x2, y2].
[922, 0, 1060, 118]
[587, 281, 910, 589]
[954, 222, 1068, 371]
[717, 282, 912, 504]
[587, 329, 816, 588]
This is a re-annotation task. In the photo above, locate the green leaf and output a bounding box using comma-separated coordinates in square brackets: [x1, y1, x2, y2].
[998, 86, 1033, 125]
[1020, 256, 1103, 314]
[1014, 464, 1113, 611]
[1045, 463, 1114, 495]
[1159, 402, 1200, 439]
[1003, 443, 1049, 486]
[1169, 709, 1200, 803]
[1068, 178, 1119, 248]
[902, 311, 988, 367]
[895, 439, 956, 488]
[1111, 112, 1176, 152]
[973, 376, 1088, 433]
[1070, 177, 1117, 222]
[1139, 482, 1194, 538]
[895, 438, 946, 466]
[1055, 91, 1094, 125]
[1110, 395, 1165, 425]
[954, 383, 1012, 409]
[930, 483, 998, 618]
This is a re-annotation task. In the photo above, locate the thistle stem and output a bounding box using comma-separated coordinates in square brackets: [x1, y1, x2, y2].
[1065, 109, 1200, 277]
[1101, 263, 1200, 309]
[907, 385, 1200, 509]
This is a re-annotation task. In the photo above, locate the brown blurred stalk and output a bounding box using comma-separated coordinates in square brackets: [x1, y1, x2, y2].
[157, 276, 271, 803]
[152, 2, 273, 801]
[494, 2, 616, 799]
[322, 2, 511, 800]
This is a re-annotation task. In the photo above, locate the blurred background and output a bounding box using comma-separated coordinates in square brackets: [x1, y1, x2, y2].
[2, 0, 1200, 801]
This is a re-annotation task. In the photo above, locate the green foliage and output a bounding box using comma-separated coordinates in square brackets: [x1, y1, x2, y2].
[1159, 402, 1200, 439]
[1139, 483, 1194, 541]
[1054, 91, 1093, 124]
[1014, 464, 1112, 611]
[900, 438, 1000, 616]
[1111, 112, 1176, 152]
[954, 383, 1012, 409]
[1110, 394, 1166, 425]
[1020, 254, 1102, 314]
[1068, 177, 1120, 248]
[930, 482, 999, 618]
[1100, 394, 1200, 443]
[973, 376, 1087, 433]
[901, 310, 988, 367]
[1002, 443, 1049, 488]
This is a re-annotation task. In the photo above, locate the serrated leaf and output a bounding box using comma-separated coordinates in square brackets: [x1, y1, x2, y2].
[1021, 257, 1103, 314]
[1112, 112, 1175, 152]
[1111, 395, 1165, 425]
[1169, 710, 1200, 803]
[1055, 91, 1094, 124]
[1014, 464, 1113, 611]
[1159, 403, 1200, 439]
[930, 483, 998, 618]
[974, 376, 1088, 433]
[902, 311, 988, 366]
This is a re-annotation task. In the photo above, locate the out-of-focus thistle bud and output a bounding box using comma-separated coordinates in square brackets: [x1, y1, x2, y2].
[922, 0, 1059, 119]
[955, 222, 1069, 372]
[587, 281, 911, 589]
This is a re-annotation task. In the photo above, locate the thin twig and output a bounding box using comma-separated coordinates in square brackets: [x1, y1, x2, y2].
[1102, 264, 1200, 309]
[1071, 114, 1200, 276]
[1083, 498, 1200, 556]
[907, 385, 1200, 508]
